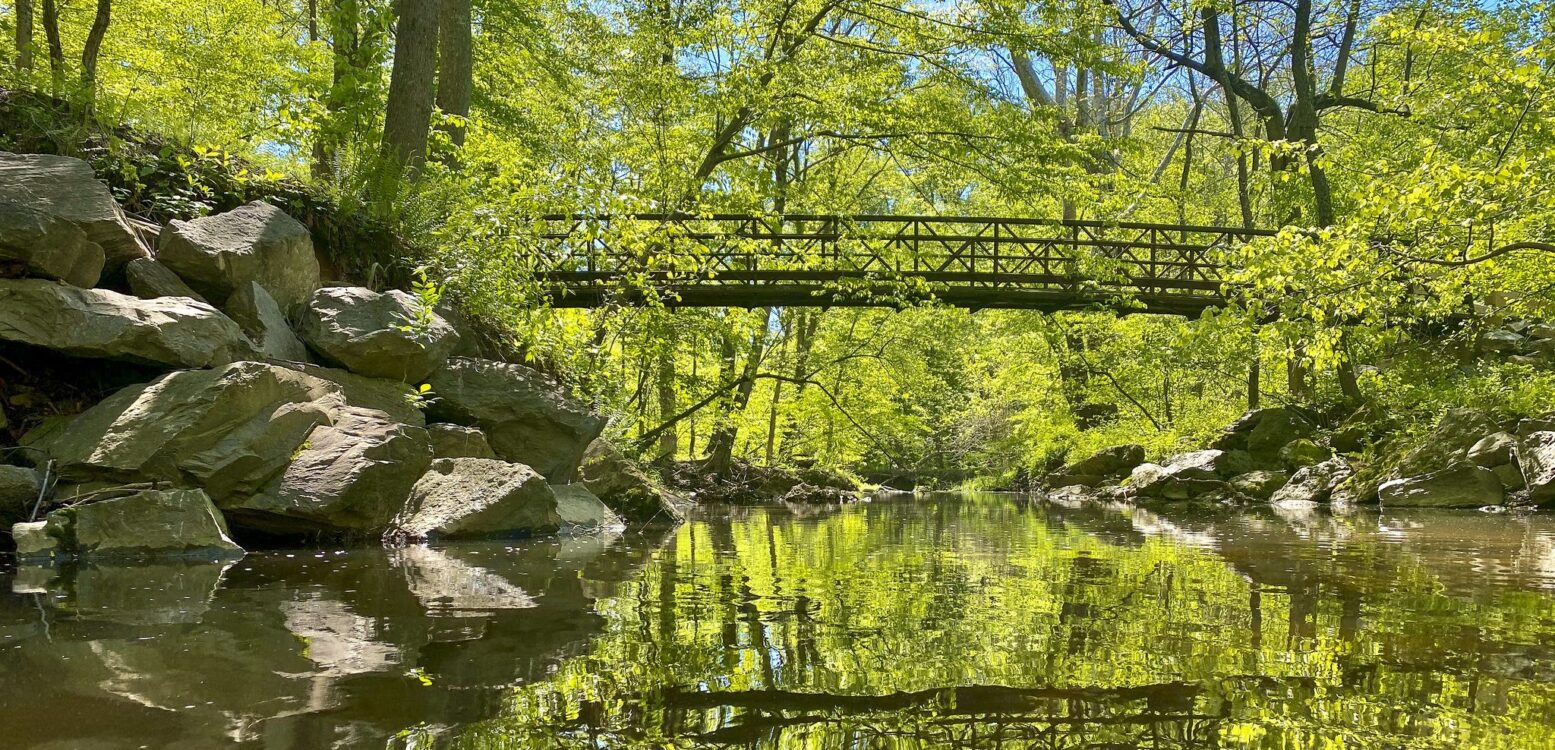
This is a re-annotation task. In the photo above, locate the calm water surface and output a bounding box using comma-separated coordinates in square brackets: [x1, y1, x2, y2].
[4, 494, 1555, 748]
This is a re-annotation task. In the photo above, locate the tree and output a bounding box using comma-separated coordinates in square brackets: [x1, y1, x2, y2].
[13, 0, 34, 74]
[435, 0, 472, 151]
[381, 0, 440, 174]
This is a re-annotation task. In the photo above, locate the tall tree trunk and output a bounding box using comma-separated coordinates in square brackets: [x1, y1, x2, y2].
[381, 0, 441, 175]
[779, 310, 819, 461]
[78, 0, 112, 107]
[40, 0, 62, 94]
[13, 0, 34, 74]
[435, 0, 472, 151]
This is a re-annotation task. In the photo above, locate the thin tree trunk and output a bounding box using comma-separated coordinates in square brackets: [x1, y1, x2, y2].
[78, 0, 112, 106]
[40, 0, 63, 94]
[14, 0, 34, 74]
[705, 309, 771, 474]
[435, 0, 472, 151]
[654, 337, 678, 468]
[381, 0, 441, 175]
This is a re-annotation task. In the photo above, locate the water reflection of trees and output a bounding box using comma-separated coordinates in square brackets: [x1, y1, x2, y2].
[455, 496, 1555, 749]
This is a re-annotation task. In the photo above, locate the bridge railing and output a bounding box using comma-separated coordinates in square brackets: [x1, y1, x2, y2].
[517, 213, 1280, 308]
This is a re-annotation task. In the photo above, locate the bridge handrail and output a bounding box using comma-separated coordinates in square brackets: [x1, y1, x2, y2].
[531, 213, 1283, 238]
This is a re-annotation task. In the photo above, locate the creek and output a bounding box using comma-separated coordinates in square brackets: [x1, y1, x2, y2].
[3, 494, 1554, 748]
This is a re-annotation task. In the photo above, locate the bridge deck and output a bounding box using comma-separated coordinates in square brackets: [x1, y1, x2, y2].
[523, 214, 1277, 314]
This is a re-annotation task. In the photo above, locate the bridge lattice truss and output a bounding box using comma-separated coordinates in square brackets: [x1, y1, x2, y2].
[525, 214, 1280, 315]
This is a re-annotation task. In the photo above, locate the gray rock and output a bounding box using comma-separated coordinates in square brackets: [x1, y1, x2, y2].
[0, 278, 256, 368]
[1063, 444, 1145, 479]
[28, 362, 343, 493]
[392, 458, 561, 540]
[428, 423, 498, 459]
[11, 520, 60, 559]
[1279, 438, 1332, 469]
[1494, 462, 1527, 492]
[1529, 324, 1555, 340]
[1517, 415, 1555, 438]
[551, 483, 624, 532]
[1213, 407, 1314, 463]
[125, 257, 206, 303]
[0, 201, 104, 287]
[155, 201, 319, 310]
[428, 357, 606, 480]
[1330, 423, 1369, 454]
[1468, 432, 1518, 467]
[226, 407, 431, 536]
[1397, 408, 1500, 477]
[1379, 462, 1505, 508]
[225, 281, 308, 361]
[298, 286, 458, 382]
[1230, 470, 1289, 500]
[279, 363, 425, 426]
[13, 488, 242, 561]
[1129, 450, 1248, 498]
[0, 151, 146, 267]
[0, 465, 42, 525]
[577, 439, 687, 522]
[1482, 328, 1526, 354]
[1271, 457, 1353, 503]
[1519, 431, 1555, 504]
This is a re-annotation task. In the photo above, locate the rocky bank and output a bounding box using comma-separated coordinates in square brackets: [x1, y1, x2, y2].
[0, 151, 684, 563]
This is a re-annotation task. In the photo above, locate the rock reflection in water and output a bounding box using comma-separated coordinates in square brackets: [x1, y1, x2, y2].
[0, 530, 666, 749]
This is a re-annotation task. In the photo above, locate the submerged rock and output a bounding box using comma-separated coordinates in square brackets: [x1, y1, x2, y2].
[0, 278, 257, 368]
[428, 357, 605, 480]
[225, 281, 308, 361]
[155, 201, 319, 310]
[551, 483, 624, 532]
[428, 423, 498, 459]
[0, 201, 105, 287]
[392, 458, 562, 541]
[124, 257, 206, 303]
[1379, 462, 1505, 508]
[0, 151, 146, 267]
[298, 286, 458, 382]
[12, 488, 243, 561]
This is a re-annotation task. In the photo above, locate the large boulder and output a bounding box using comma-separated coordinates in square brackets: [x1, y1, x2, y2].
[1396, 408, 1500, 477]
[26, 362, 343, 493]
[1212, 407, 1315, 465]
[1468, 432, 1518, 468]
[124, 257, 206, 303]
[226, 281, 309, 362]
[1279, 438, 1331, 469]
[0, 201, 105, 287]
[427, 423, 498, 459]
[0, 278, 257, 368]
[11, 488, 242, 562]
[1128, 450, 1249, 499]
[1379, 462, 1505, 508]
[1519, 431, 1555, 504]
[1270, 457, 1353, 503]
[1230, 470, 1289, 500]
[225, 407, 431, 535]
[551, 483, 624, 532]
[428, 357, 606, 480]
[0, 152, 146, 267]
[280, 363, 425, 426]
[1052, 444, 1144, 486]
[298, 286, 458, 382]
[155, 201, 319, 310]
[577, 439, 687, 522]
[391, 458, 562, 540]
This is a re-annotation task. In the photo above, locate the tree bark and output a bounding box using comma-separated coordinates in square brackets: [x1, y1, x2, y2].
[313, 0, 363, 179]
[40, 0, 63, 94]
[13, 0, 34, 74]
[79, 0, 112, 102]
[435, 0, 472, 151]
[705, 309, 771, 474]
[381, 0, 441, 174]
[654, 337, 678, 468]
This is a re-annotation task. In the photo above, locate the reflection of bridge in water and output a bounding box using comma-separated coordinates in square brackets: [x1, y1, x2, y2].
[530, 214, 1281, 316]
